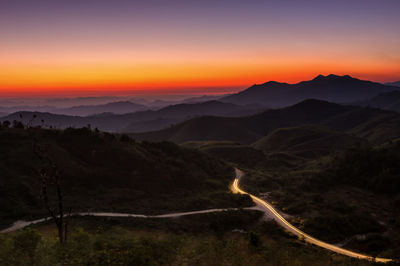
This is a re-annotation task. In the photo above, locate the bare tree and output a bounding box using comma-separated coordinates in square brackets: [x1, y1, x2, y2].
[33, 140, 71, 243]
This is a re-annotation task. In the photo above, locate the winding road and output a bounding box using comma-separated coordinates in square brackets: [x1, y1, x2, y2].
[1, 168, 393, 263]
[231, 168, 392, 263]
[0, 207, 256, 234]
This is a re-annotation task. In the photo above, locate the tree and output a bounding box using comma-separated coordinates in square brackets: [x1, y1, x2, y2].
[13, 120, 24, 129]
[33, 141, 71, 243]
[27, 114, 37, 128]
[2, 120, 11, 128]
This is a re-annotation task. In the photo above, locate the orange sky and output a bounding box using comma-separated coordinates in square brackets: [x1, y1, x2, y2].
[1, 59, 399, 97]
[1, 0, 399, 97]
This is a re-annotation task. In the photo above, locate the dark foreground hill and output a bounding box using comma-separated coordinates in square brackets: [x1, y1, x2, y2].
[0, 126, 250, 229]
[0, 101, 260, 133]
[220, 74, 397, 107]
[132, 99, 400, 145]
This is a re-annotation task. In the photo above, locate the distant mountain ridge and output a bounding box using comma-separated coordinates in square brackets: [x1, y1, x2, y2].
[52, 101, 148, 116]
[0, 101, 147, 116]
[386, 81, 400, 87]
[0, 100, 262, 133]
[0, 95, 224, 116]
[132, 99, 400, 145]
[220, 74, 398, 107]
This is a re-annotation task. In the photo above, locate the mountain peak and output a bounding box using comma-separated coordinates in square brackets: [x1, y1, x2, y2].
[313, 74, 326, 80]
[262, 81, 281, 85]
[220, 74, 394, 107]
[312, 74, 354, 82]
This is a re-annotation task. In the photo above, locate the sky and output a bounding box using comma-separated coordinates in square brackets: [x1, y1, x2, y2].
[1, 0, 400, 97]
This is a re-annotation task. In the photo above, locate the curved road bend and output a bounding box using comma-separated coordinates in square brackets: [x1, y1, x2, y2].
[0, 207, 257, 234]
[231, 168, 392, 263]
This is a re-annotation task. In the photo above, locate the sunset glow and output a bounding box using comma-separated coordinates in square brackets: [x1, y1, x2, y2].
[1, 0, 399, 97]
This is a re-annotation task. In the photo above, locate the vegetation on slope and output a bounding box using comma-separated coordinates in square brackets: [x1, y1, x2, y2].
[313, 143, 400, 194]
[0, 210, 380, 266]
[182, 141, 267, 169]
[238, 143, 400, 259]
[253, 125, 365, 159]
[0, 126, 251, 229]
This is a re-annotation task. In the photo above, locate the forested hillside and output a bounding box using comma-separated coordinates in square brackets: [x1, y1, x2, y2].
[0, 126, 250, 229]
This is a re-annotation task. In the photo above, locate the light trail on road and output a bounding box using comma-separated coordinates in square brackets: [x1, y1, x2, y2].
[231, 169, 392, 263]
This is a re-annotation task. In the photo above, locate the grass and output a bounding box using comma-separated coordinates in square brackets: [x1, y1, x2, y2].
[0, 211, 382, 266]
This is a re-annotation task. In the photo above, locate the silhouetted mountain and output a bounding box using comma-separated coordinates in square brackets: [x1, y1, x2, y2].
[0, 101, 261, 133]
[357, 90, 400, 113]
[132, 99, 400, 145]
[139, 95, 223, 109]
[182, 95, 222, 104]
[52, 101, 148, 116]
[220, 74, 397, 107]
[123, 100, 260, 132]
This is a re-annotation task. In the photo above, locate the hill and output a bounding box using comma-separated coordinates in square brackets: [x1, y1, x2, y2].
[0, 101, 260, 133]
[357, 90, 400, 113]
[386, 81, 400, 87]
[0, 105, 56, 114]
[123, 100, 260, 132]
[253, 125, 365, 159]
[0, 126, 250, 229]
[133, 99, 400, 145]
[220, 74, 397, 107]
[240, 142, 400, 258]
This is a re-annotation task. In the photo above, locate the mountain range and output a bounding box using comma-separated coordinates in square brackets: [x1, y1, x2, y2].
[0, 101, 262, 132]
[0, 95, 223, 116]
[0, 101, 147, 116]
[220, 74, 398, 107]
[2, 74, 398, 117]
[1, 74, 400, 136]
[132, 99, 400, 145]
